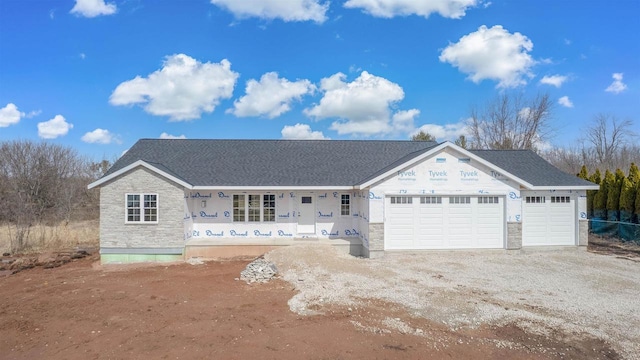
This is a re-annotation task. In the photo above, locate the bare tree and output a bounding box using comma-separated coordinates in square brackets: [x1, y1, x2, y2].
[584, 114, 635, 165]
[0, 140, 99, 252]
[468, 92, 553, 151]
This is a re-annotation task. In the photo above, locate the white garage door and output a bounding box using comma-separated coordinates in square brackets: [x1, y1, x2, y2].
[522, 195, 575, 246]
[385, 195, 504, 250]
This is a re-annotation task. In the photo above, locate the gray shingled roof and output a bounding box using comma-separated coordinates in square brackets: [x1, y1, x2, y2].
[469, 149, 596, 187]
[106, 139, 438, 186]
[104, 139, 594, 188]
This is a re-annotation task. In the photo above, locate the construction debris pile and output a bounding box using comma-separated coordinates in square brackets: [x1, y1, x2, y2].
[240, 257, 278, 284]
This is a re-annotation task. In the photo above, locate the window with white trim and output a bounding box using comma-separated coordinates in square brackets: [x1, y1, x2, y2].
[449, 196, 471, 204]
[390, 196, 412, 204]
[233, 194, 245, 222]
[233, 194, 276, 222]
[550, 196, 570, 203]
[126, 194, 157, 223]
[420, 196, 442, 204]
[341, 194, 350, 216]
[525, 196, 545, 203]
[263, 194, 276, 222]
[478, 196, 499, 204]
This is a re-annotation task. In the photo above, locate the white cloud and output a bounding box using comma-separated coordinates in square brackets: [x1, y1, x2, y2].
[344, 0, 478, 19]
[210, 0, 328, 23]
[81, 128, 117, 144]
[281, 123, 328, 140]
[558, 96, 573, 108]
[391, 109, 420, 133]
[229, 72, 315, 118]
[304, 71, 410, 136]
[439, 25, 535, 88]
[110, 54, 239, 121]
[70, 0, 117, 18]
[0, 103, 24, 127]
[159, 132, 187, 139]
[411, 121, 468, 141]
[539, 74, 568, 88]
[605, 73, 627, 94]
[37, 115, 73, 139]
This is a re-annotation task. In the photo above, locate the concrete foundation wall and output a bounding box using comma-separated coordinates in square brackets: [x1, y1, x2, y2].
[100, 167, 185, 249]
[507, 222, 522, 250]
[579, 220, 589, 246]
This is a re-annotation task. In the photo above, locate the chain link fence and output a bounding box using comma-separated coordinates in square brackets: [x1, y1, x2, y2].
[590, 219, 640, 244]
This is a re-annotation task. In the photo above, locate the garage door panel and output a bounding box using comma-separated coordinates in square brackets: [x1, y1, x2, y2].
[523, 196, 575, 246]
[386, 195, 503, 250]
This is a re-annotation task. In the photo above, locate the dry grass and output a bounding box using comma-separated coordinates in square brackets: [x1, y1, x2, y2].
[0, 220, 99, 254]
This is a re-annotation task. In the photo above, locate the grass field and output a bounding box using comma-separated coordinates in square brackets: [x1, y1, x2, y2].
[0, 220, 99, 254]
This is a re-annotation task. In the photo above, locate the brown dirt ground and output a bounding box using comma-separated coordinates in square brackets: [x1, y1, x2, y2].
[0, 254, 620, 360]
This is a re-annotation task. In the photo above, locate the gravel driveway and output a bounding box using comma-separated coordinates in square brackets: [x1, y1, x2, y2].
[266, 245, 640, 359]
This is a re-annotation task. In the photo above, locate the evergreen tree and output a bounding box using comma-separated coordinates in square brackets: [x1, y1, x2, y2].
[606, 169, 624, 221]
[590, 169, 602, 185]
[586, 168, 601, 218]
[628, 163, 640, 185]
[577, 165, 588, 179]
[635, 181, 640, 224]
[593, 170, 611, 219]
[619, 177, 636, 222]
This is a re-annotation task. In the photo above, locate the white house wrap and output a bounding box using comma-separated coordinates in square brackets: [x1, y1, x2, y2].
[88, 139, 598, 263]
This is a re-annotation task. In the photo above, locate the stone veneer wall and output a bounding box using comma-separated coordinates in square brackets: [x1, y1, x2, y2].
[506, 222, 522, 250]
[100, 167, 185, 251]
[579, 220, 589, 246]
[367, 223, 385, 258]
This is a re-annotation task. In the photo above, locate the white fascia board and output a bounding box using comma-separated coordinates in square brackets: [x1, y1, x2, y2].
[526, 185, 600, 191]
[87, 160, 193, 190]
[191, 186, 354, 191]
[358, 141, 536, 189]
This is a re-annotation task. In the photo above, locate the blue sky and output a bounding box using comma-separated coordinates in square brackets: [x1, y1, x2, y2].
[1, 0, 638, 160]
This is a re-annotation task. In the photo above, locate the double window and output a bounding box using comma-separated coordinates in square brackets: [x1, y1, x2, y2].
[126, 194, 157, 223]
[233, 194, 276, 222]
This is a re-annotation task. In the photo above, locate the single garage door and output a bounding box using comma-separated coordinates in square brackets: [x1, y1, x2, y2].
[385, 195, 504, 250]
[522, 195, 575, 246]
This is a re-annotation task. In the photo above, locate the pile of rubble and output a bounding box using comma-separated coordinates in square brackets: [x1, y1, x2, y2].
[0, 247, 94, 275]
[239, 257, 278, 284]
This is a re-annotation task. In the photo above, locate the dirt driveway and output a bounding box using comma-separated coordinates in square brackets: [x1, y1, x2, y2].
[0, 246, 637, 359]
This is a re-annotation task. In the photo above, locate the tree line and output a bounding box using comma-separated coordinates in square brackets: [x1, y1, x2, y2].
[0, 140, 109, 252]
[577, 164, 640, 224]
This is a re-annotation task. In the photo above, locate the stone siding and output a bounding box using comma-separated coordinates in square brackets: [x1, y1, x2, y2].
[100, 167, 185, 250]
[367, 223, 384, 258]
[506, 222, 522, 250]
[579, 220, 589, 246]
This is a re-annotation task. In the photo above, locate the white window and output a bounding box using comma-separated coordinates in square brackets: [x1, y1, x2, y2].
[234, 194, 276, 222]
[341, 194, 350, 216]
[126, 194, 157, 223]
[449, 196, 471, 204]
[478, 196, 499, 204]
[525, 196, 545, 204]
[233, 194, 245, 222]
[420, 196, 442, 204]
[550, 196, 570, 203]
[390, 196, 412, 204]
[263, 194, 276, 222]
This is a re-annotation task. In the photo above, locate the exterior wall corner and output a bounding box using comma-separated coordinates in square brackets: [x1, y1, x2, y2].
[506, 222, 522, 250]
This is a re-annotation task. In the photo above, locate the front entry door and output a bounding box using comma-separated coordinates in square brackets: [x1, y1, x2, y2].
[297, 194, 316, 234]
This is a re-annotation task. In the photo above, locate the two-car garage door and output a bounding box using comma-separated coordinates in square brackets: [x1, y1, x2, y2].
[385, 195, 504, 250]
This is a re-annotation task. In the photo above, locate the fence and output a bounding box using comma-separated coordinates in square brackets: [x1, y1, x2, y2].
[590, 219, 640, 244]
